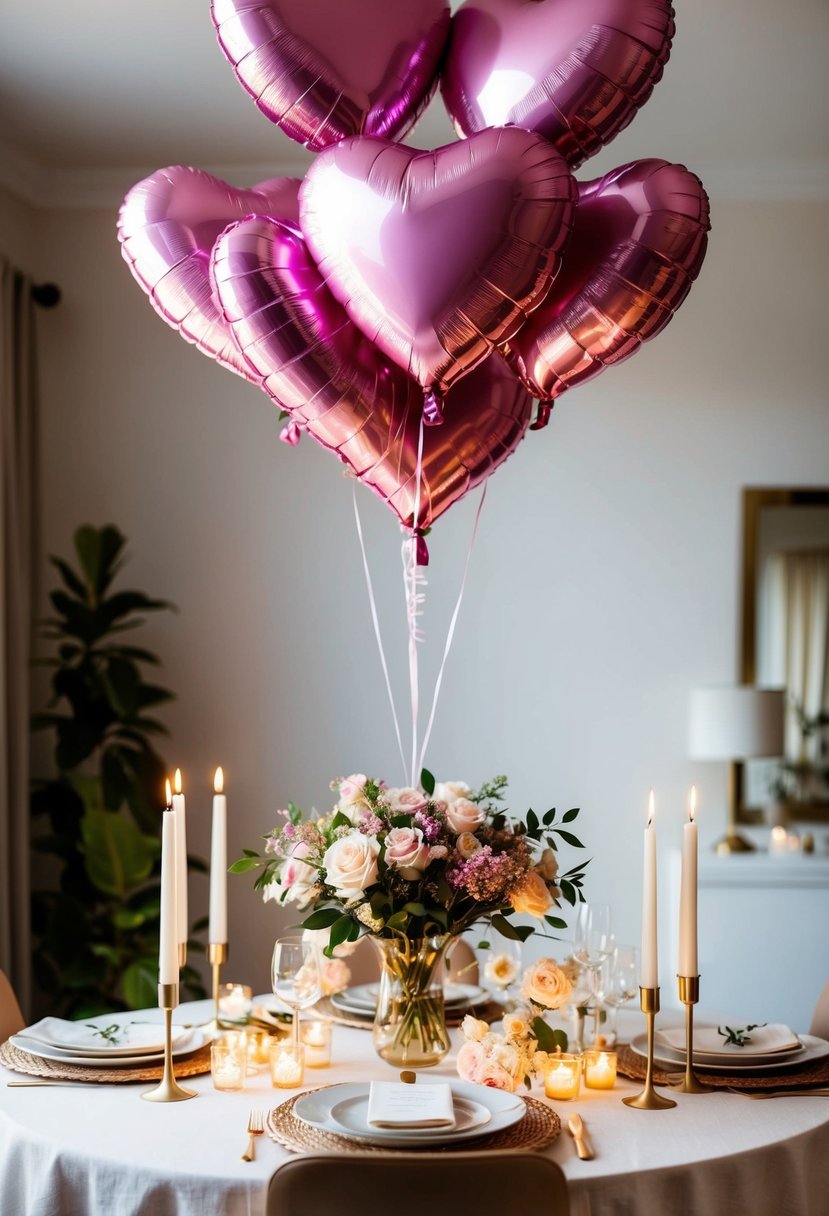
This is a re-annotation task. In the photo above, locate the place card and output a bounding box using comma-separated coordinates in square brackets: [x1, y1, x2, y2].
[367, 1081, 456, 1128]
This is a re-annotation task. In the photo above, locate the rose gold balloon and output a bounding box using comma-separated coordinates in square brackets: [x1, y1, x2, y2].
[507, 159, 710, 402]
[211, 214, 532, 530]
[117, 166, 300, 383]
[299, 127, 577, 402]
[211, 0, 451, 152]
[441, 0, 675, 169]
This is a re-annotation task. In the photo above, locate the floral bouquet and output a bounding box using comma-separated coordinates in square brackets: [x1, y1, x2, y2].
[233, 770, 588, 1065]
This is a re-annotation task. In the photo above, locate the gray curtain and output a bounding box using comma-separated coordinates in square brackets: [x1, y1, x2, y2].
[0, 257, 39, 1017]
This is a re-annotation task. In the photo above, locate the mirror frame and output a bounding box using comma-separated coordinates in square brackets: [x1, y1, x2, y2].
[738, 486, 829, 824]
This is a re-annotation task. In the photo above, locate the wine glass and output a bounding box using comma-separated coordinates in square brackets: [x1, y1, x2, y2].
[596, 944, 638, 1047]
[573, 904, 615, 1047]
[481, 938, 523, 1008]
[271, 935, 322, 1052]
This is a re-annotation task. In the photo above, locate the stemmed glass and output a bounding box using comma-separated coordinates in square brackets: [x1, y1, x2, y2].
[271, 935, 322, 1053]
[481, 938, 523, 1009]
[596, 944, 639, 1047]
[573, 904, 615, 1048]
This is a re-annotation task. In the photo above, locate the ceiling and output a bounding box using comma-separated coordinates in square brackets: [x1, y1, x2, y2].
[2, 0, 828, 204]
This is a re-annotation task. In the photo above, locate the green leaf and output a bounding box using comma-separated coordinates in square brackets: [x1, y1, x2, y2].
[531, 1016, 568, 1053]
[562, 808, 580, 823]
[330, 810, 352, 831]
[402, 902, 427, 917]
[559, 878, 577, 906]
[542, 809, 556, 825]
[490, 914, 534, 942]
[420, 768, 435, 796]
[113, 908, 148, 930]
[49, 556, 87, 599]
[326, 914, 357, 956]
[300, 907, 343, 930]
[228, 857, 260, 874]
[526, 809, 539, 837]
[552, 829, 584, 848]
[80, 808, 154, 897]
[120, 957, 158, 1009]
[74, 525, 126, 599]
[544, 915, 568, 930]
[386, 911, 410, 932]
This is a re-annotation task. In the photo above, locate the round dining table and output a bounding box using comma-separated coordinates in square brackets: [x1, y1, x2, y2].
[1, 1001, 828, 1216]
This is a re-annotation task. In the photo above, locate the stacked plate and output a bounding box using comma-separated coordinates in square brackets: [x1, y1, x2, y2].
[11, 1015, 207, 1068]
[631, 1023, 829, 1075]
[330, 982, 488, 1020]
[293, 1080, 525, 1147]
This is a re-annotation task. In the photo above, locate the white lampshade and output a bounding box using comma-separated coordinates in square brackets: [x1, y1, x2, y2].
[688, 686, 785, 761]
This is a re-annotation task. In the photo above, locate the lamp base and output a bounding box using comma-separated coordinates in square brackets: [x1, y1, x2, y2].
[713, 832, 756, 855]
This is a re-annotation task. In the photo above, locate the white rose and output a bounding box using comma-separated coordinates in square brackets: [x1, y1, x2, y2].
[384, 826, 431, 879]
[456, 831, 482, 859]
[323, 831, 380, 899]
[445, 797, 486, 834]
[461, 1014, 490, 1042]
[274, 842, 318, 908]
[338, 774, 368, 805]
[434, 781, 472, 805]
[384, 787, 429, 816]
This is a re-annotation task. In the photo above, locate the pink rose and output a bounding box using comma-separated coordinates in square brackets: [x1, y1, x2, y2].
[478, 1058, 517, 1091]
[338, 774, 368, 805]
[276, 841, 317, 908]
[456, 1038, 485, 1083]
[385, 787, 430, 816]
[384, 826, 430, 879]
[446, 798, 486, 834]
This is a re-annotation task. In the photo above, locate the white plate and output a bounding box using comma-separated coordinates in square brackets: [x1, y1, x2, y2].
[653, 1034, 804, 1069]
[631, 1032, 829, 1074]
[293, 1081, 525, 1147]
[17, 1017, 193, 1057]
[10, 1027, 209, 1069]
[331, 983, 487, 1017]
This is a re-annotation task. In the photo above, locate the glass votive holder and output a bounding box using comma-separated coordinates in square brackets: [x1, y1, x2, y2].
[218, 982, 253, 1024]
[269, 1041, 305, 1089]
[301, 1019, 333, 1068]
[541, 1053, 582, 1101]
[210, 1042, 247, 1092]
[246, 1028, 273, 1067]
[582, 1049, 618, 1090]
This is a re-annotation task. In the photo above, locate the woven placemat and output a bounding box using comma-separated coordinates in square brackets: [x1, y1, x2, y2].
[617, 1042, 829, 1091]
[267, 1085, 560, 1154]
[315, 997, 507, 1032]
[0, 1039, 212, 1084]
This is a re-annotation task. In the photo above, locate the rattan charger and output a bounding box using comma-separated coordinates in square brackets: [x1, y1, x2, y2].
[616, 1041, 829, 1091]
[0, 1038, 212, 1083]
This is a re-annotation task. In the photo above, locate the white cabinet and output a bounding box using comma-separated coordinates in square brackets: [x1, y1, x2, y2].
[665, 854, 829, 1031]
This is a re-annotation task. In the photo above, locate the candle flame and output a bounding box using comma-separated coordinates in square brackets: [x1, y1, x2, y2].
[647, 788, 655, 827]
[174, 768, 182, 795]
[164, 778, 172, 807]
[689, 785, 697, 823]
[214, 766, 224, 794]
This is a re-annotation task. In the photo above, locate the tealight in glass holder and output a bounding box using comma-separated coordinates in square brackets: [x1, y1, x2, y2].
[541, 1053, 582, 1100]
[582, 1049, 618, 1090]
[269, 1040, 305, 1089]
[301, 1019, 333, 1068]
[210, 1041, 247, 1092]
[218, 982, 253, 1024]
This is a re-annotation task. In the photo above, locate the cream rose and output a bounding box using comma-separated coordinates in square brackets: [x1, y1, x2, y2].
[433, 780, 472, 805]
[521, 958, 573, 1010]
[384, 826, 430, 879]
[323, 831, 380, 899]
[456, 1038, 485, 1083]
[510, 870, 554, 918]
[445, 797, 486, 834]
[384, 787, 429, 816]
[502, 1011, 531, 1040]
[338, 774, 368, 804]
[461, 1014, 490, 1043]
[478, 1058, 517, 1091]
[455, 831, 482, 859]
[484, 952, 520, 987]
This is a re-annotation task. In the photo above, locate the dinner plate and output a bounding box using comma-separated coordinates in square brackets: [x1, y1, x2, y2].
[631, 1032, 829, 1074]
[17, 1016, 193, 1057]
[331, 982, 487, 1017]
[293, 1081, 525, 1147]
[10, 1027, 209, 1069]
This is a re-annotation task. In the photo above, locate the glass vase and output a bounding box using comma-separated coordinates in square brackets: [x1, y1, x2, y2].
[371, 934, 452, 1067]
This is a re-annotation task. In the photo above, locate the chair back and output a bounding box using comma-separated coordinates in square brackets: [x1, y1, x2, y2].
[0, 969, 25, 1042]
[810, 980, 829, 1040]
[267, 1150, 569, 1216]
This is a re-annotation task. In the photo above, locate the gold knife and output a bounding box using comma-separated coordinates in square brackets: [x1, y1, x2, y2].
[567, 1112, 594, 1160]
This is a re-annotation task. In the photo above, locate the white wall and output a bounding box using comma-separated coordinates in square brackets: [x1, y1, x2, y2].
[12, 186, 824, 1009]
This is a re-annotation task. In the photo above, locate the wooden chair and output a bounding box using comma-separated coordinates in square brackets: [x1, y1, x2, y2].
[0, 969, 25, 1042]
[267, 1150, 570, 1216]
[810, 981, 829, 1040]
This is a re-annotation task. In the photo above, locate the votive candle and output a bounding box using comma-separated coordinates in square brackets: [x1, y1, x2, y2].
[542, 1054, 581, 1100]
[210, 1042, 247, 1091]
[269, 1041, 305, 1088]
[218, 983, 253, 1023]
[301, 1019, 332, 1068]
[583, 1049, 617, 1090]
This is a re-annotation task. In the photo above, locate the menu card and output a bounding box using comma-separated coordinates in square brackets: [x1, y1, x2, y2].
[367, 1081, 456, 1128]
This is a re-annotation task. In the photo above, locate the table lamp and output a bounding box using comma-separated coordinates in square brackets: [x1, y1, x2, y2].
[688, 686, 785, 854]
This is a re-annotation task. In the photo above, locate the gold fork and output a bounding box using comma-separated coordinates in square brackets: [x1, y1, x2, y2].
[241, 1109, 265, 1161]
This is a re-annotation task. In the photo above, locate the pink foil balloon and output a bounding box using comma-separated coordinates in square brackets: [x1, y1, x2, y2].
[441, 0, 675, 169]
[507, 159, 710, 402]
[211, 214, 532, 530]
[118, 166, 300, 383]
[211, 0, 451, 152]
[299, 127, 577, 403]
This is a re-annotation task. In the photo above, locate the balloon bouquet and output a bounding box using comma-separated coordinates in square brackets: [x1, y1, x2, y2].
[118, 0, 710, 779]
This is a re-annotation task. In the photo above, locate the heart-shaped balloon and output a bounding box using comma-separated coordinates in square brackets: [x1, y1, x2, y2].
[441, 0, 675, 169]
[507, 159, 710, 402]
[299, 127, 576, 403]
[211, 214, 532, 530]
[211, 0, 451, 152]
[118, 166, 300, 384]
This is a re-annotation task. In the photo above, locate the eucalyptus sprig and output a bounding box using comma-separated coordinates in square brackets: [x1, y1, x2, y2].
[717, 1023, 766, 1047]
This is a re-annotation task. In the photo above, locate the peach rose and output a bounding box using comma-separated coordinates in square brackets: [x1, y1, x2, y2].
[384, 787, 429, 816]
[456, 1038, 485, 1083]
[323, 831, 380, 899]
[384, 826, 430, 879]
[446, 798, 486, 834]
[521, 958, 573, 1010]
[433, 780, 472, 805]
[456, 831, 482, 859]
[478, 1058, 517, 1091]
[510, 870, 554, 918]
[535, 847, 559, 881]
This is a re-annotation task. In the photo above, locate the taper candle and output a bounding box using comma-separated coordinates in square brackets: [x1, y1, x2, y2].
[172, 768, 188, 951]
[209, 767, 227, 944]
[159, 781, 179, 986]
[679, 786, 699, 975]
[640, 790, 658, 988]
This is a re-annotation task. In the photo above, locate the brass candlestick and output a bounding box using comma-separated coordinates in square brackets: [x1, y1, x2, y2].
[673, 975, 713, 1093]
[178, 942, 187, 968]
[209, 942, 228, 1032]
[142, 983, 197, 1103]
[622, 986, 676, 1110]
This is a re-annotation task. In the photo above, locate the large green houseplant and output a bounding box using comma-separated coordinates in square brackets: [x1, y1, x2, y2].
[30, 525, 206, 1016]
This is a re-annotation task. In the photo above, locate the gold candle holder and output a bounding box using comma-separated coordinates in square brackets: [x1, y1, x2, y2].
[673, 975, 713, 1093]
[622, 986, 676, 1110]
[208, 942, 228, 1033]
[178, 942, 187, 968]
[142, 983, 197, 1103]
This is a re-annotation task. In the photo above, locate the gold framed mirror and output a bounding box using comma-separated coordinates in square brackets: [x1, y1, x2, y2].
[738, 487, 829, 824]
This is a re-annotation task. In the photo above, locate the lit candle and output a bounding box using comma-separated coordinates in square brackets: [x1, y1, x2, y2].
[679, 786, 699, 976]
[218, 983, 253, 1022]
[640, 790, 658, 989]
[269, 1042, 305, 1088]
[583, 1050, 617, 1090]
[302, 1019, 332, 1067]
[172, 768, 188, 953]
[210, 1042, 247, 1091]
[209, 767, 227, 945]
[542, 1054, 582, 1100]
[159, 781, 179, 987]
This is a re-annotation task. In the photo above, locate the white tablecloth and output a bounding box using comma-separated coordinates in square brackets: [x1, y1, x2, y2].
[2, 1003, 828, 1216]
